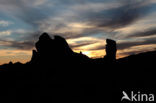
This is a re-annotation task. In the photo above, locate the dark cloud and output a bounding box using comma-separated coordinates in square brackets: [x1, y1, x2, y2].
[117, 41, 145, 50]
[56, 33, 84, 39]
[10, 41, 35, 50]
[118, 50, 147, 57]
[126, 28, 156, 38]
[118, 38, 156, 50]
[0, 0, 53, 28]
[21, 31, 42, 41]
[85, 0, 151, 29]
[0, 39, 35, 50]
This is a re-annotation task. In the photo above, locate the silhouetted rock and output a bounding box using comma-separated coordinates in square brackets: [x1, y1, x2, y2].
[30, 32, 89, 66]
[30, 50, 38, 64]
[105, 39, 117, 62]
[35, 33, 73, 57]
[35, 32, 52, 55]
[9, 61, 13, 65]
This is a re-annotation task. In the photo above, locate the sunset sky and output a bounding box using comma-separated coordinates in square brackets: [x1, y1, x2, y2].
[0, 0, 156, 64]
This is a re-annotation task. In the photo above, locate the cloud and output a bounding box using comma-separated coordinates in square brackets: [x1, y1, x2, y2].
[0, 0, 154, 34]
[0, 20, 12, 27]
[10, 41, 35, 50]
[117, 44, 156, 57]
[0, 30, 11, 36]
[117, 37, 156, 50]
[85, 0, 152, 29]
[126, 28, 156, 38]
[36, 0, 155, 41]
[69, 41, 96, 48]
[0, 39, 35, 50]
[0, 0, 53, 28]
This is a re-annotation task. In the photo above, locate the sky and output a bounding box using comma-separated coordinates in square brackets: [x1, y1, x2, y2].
[0, 0, 156, 64]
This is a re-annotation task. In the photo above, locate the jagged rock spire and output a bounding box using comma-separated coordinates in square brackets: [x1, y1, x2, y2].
[105, 39, 117, 62]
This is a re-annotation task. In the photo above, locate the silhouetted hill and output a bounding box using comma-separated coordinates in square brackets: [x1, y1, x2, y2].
[0, 33, 156, 103]
[118, 50, 156, 65]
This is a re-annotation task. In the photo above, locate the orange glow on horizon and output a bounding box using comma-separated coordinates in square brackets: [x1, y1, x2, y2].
[0, 43, 156, 65]
[0, 50, 32, 65]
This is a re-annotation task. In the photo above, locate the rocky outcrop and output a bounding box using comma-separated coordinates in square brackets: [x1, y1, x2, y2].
[30, 33, 89, 65]
[105, 39, 117, 62]
[29, 32, 117, 65]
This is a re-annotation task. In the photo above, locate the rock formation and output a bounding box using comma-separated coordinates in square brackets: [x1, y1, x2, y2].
[30, 32, 89, 65]
[105, 39, 117, 62]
